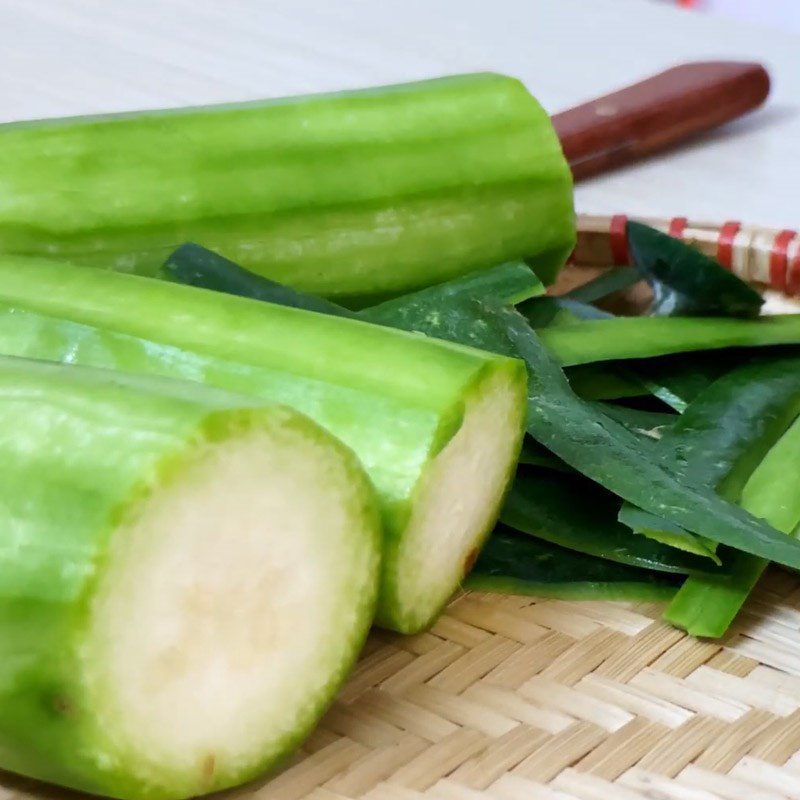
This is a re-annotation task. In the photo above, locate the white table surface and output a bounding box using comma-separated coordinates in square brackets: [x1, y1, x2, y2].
[1, 0, 798, 228]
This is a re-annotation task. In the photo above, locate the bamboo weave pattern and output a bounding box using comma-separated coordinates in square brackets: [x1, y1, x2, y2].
[235, 567, 800, 799]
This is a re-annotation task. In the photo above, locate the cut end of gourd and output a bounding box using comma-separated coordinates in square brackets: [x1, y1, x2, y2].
[384, 364, 527, 633]
[80, 409, 380, 799]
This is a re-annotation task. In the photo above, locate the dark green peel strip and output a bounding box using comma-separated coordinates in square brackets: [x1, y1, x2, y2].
[559, 222, 763, 319]
[466, 574, 678, 602]
[463, 572, 678, 603]
[620, 356, 800, 561]
[164, 243, 356, 318]
[502, 469, 719, 575]
[668, 357, 800, 492]
[466, 528, 680, 601]
[618, 506, 720, 562]
[567, 365, 649, 401]
[359, 267, 544, 349]
[664, 412, 800, 637]
[627, 352, 736, 413]
[522, 298, 647, 403]
[520, 296, 614, 329]
[564, 266, 640, 304]
[479, 304, 800, 570]
[665, 414, 800, 637]
[166, 244, 545, 324]
[518, 438, 573, 472]
[627, 221, 763, 318]
[360, 261, 544, 329]
[592, 404, 675, 441]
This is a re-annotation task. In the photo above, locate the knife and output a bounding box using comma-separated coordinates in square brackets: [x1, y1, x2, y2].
[552, 61, 770, 180]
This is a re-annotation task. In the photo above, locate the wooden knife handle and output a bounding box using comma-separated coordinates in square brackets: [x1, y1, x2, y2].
[552, 61, 770, 181]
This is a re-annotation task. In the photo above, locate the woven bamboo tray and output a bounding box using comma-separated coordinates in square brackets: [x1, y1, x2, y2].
[6, 573, 800, 800]
[9, 217, 800, 800]
[252, 573, 800, 800]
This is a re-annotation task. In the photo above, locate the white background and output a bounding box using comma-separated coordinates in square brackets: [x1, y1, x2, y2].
[702, 0, 800, 31]
[1, 0, 798, 228]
